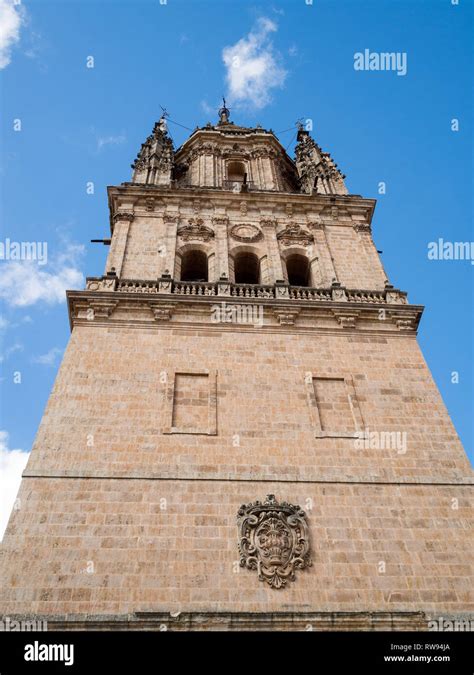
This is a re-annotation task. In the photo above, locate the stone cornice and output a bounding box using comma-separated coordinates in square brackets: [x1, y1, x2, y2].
[174, 126, 289, 158]
[107, 185, 376, 233]
[68, 282, 422, 334]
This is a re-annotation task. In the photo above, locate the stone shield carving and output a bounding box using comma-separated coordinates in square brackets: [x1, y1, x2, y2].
[237, 494, 311, 588]
[230, 223, 262, 242]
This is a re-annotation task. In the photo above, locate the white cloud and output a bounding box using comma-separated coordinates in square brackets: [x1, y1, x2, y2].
[222, 17, 287, 110]
[0, 431, 29, 541]
[200, 99, 215, 116]
[97, 134, 126, 152]
[0, 0, 23, 69]
[0, 314, 33, 331]
[32, 346, 63, 366]
[0, 342, 23, 363]
[0, 242, 84, 307]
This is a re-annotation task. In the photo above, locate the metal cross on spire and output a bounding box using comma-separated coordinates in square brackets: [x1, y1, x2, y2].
[218, 96, 231, 124]
[157, 105, 170, 133]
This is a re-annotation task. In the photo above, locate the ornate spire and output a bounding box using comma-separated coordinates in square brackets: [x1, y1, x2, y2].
[294, 124, 347, 196]
[131, 115, 174, 186]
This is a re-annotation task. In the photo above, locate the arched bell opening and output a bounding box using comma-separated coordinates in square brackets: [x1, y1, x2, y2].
[285, 253, 310, 287]
[180, 249, 209, 282]
[233, 251, 260, 284]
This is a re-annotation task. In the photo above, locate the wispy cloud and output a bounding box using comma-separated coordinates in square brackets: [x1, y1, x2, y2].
[0, 431, 29, 541]
[0, 241, 84, 307]
[0, 0, 23, 69]
[0, 342, 23, 363]
[32, 346, 63, 366]
[0, 315, 32, 332]
[200, 99, 215, 116]
[96, 133, 126, 152]
[222, 17, 287, 110]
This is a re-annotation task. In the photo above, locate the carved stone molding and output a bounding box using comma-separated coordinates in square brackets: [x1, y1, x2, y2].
[113, 212, 134, 224]
[331, 284, 347, 302]
[148, 302, 176, 322]
[212, 216, 230, 227]
[396, 318, 415, 331]
[249, 148, 277, 159]
[354, 222, 372, 234]
[86, 277, 117, 292]
[237, 494, 311, 589]
[321, 205, 350, 221]
[385, 290, 408, 305]
[163, 213, 180, 224]
[332, 310, 360, 329]
[145, 197, 155, 212]
[158, 276, 173, 294]
[277, 223, 314, 247]
[49, 610, 429, 631]
[307, 220, 325, 231]
[275, 283, 290, 299]
[88, 300, 118, 320]
[230, 223, 262, 242]
[389, 311, 419, 331]
[177, 219, 215, 242]
[260, 218, 277, 228]
[273, 308, 300, 325]
[217, 280, 231, 296]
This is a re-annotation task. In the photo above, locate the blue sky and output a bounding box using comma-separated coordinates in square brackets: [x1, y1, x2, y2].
[0, 0, 472, 533]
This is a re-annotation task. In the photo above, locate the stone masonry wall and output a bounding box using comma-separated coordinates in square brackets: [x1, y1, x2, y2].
[0, 321, 471, 619]
[20, 323, 471, 484]
[1, 477, 471, 617]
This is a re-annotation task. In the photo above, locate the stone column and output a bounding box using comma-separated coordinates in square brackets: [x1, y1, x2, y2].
[163, 213, 180, 278]
[213, 216, 230, 281]
[256, 156, 264, 189]
[261, 219, 285, 283]
[106, 212, 134, 277]
[354, 223, 388, 287]
[309, 256, 324, 286]
[309, 222, 338, 286]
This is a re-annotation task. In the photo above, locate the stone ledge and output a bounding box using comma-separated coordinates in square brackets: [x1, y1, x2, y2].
[67, 289, 423, 334]
[2, 611, 435, 631]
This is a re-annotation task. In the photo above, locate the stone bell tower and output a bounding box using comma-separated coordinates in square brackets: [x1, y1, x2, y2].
[0, 105, 472, 631]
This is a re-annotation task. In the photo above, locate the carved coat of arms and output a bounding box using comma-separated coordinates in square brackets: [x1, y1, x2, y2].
[277, 223, 314, 247]
[177, 218, 214, 242]
[237, 494, 311, 588]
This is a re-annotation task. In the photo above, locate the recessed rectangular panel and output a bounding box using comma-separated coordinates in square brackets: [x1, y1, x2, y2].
[172, 373, 210, 432]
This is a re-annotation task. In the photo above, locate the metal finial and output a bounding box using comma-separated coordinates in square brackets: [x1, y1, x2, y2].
[218, 96, 231, 124]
